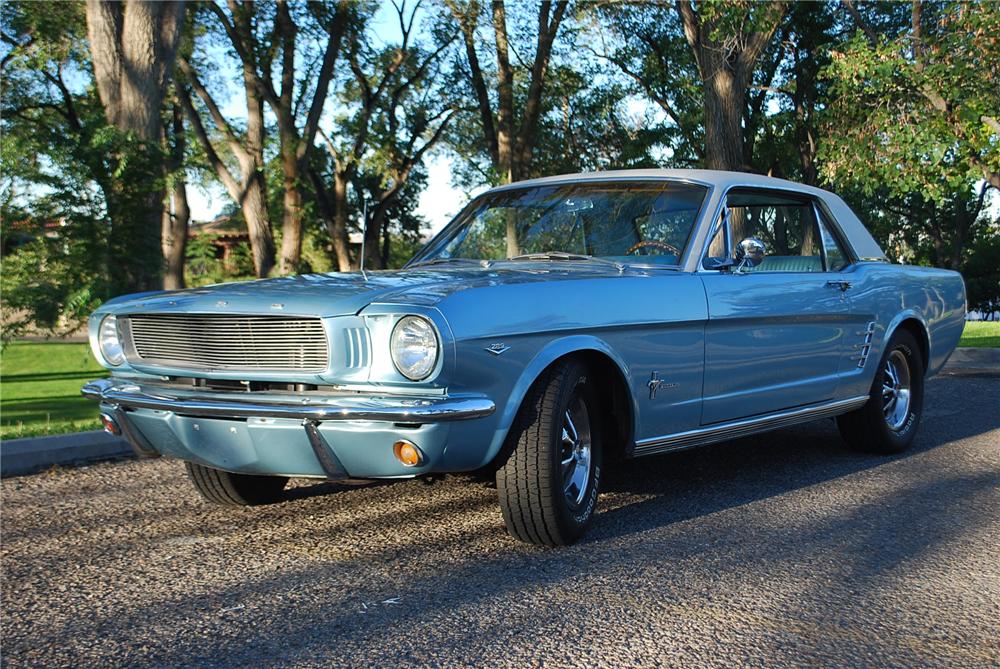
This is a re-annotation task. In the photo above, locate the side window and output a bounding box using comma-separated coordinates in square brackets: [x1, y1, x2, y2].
[701, 190, 850, 273]
[816, 208, 851, 271]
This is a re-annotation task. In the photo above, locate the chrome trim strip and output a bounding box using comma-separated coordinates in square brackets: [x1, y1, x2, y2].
[633, 395, 869, 457]
[82, 379, 495, 423]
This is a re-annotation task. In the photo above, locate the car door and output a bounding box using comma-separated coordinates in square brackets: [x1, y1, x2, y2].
[698, 188, 854, 425]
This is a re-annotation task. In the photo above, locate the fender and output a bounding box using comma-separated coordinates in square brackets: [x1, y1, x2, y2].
[482, 334, 638, 463]
[883, 308, 931, 372]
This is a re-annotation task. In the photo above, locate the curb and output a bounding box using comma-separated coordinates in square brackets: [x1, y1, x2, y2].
[1, 430, 132, 478]
[938, 348, 1000, 378]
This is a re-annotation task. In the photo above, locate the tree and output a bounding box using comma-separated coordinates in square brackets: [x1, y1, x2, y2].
[588, 2, 705, 167]
[674, 0, 788, 172]
[84, 0, 185, 292]
[161, 99, 190, 289]
[446, 0, 569, 183]
[177, 6, 277, 279]
[1, 2, 111, 339]
[311, 1, 457, 271]
[824, 0, 1000, 200]
[204, 0, 352, 274]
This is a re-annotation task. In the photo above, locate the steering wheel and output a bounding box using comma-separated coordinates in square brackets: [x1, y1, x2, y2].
[626, 240, 681, 256]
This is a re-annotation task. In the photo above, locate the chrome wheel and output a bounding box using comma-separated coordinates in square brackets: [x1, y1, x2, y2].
[560, 394, 592, 506]
[881, 350, 912, 431]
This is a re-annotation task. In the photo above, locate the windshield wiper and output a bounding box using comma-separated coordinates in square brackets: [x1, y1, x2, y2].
[408, 257, 483, 268]
[505, 251, 626, 271]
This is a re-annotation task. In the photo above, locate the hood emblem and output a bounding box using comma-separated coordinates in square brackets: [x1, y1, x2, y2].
[216, 300, 228, 307]
[485, 343, 510, 356]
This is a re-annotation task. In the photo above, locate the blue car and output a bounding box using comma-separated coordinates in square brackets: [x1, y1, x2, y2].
[83, 170, 966, 546]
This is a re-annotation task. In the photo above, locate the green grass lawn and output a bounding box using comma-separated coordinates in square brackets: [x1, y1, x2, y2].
[958, 320, 1000, 348]
[1, 342, 107, 440]
[0, 320, 996, 440]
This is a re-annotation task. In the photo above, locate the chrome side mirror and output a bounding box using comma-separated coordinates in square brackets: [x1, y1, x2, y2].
[734, 237, 766, 271]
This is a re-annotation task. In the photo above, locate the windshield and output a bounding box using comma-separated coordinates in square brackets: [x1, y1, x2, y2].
[410, 180, 708, 266]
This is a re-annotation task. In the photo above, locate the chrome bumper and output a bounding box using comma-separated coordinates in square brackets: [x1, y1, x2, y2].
[81, 378, 496, 422]
[82, 378, 496, 479]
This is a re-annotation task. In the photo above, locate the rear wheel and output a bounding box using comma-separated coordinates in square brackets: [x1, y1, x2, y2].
[184, 462, 288, 506]
[837, 329, 924, 454]
[496, 360, 602, 546]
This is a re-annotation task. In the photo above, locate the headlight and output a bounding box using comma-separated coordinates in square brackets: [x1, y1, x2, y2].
[390, 316, 438, 380]
[98, 315, 125, 366]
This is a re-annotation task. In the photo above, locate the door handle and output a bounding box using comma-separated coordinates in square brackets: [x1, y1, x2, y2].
[826, 280, 852, 292]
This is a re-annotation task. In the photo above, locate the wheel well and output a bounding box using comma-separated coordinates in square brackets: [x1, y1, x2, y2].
[560, 350, 635, 461]
[894, 318, 930, 371]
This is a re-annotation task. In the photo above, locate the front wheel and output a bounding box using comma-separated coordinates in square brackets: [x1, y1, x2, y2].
[185, 462, 289, 506]
[496, 360, 602, 546]
[837, 329, 924, 454]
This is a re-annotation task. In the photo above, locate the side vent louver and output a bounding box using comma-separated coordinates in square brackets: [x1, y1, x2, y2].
[343, 327, 371, 369]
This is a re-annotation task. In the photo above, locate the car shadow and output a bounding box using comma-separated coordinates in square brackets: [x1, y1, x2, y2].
[14, 376, 999, 667]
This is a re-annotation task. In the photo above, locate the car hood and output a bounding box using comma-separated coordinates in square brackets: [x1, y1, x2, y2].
[102, 264, 638, 318]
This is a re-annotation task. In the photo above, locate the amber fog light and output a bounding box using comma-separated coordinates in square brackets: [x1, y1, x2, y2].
[393, 440, 423, 467]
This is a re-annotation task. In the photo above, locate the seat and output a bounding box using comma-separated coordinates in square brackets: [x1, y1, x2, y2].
[752, 255, 823, 273]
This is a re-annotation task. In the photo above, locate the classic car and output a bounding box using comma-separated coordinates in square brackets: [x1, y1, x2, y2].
[82, 169, 966, 546]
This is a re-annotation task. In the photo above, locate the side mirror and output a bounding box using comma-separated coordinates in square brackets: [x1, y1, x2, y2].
[734, 237, 766, 271]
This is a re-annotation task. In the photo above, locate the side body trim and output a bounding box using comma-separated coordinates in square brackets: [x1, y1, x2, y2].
[633, 395, 869, 457]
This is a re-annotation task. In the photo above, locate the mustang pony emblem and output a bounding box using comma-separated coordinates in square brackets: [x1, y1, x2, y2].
[485, 343, 511, 356]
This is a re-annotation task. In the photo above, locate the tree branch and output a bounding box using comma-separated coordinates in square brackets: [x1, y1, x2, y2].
[841, 0, 878, 47]
[446, 0, 498, 164]
[178, 56, 246, 160]
[176, 83, 243, 201]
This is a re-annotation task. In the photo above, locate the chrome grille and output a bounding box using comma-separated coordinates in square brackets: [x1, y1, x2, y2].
[123, 314, 329, 373]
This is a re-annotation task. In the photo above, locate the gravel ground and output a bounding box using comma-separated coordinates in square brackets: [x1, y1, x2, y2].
[2, 375, 998, 669]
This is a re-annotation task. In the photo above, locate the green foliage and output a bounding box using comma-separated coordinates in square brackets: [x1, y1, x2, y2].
[183, 233, 256, 287]
[962, 231, 1000, 319]
[821, 2, 1000, 201]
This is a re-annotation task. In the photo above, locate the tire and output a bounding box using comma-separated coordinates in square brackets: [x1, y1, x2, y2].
[837, 329, 924, 454]
[496, 360, 602, 546]
[184, 462, 288, 506]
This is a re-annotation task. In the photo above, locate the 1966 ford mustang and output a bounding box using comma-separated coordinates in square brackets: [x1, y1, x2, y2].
[83, 169, 966, 546]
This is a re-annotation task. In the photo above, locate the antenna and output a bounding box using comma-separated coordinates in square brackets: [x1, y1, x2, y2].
[359, 193, 368, 280]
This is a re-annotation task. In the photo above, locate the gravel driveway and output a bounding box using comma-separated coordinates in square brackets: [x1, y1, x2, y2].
[3, 375, 998, 668]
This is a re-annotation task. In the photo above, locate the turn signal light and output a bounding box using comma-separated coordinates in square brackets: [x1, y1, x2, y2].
[100, 413, 121, 436]
[393, 440, 423, 467]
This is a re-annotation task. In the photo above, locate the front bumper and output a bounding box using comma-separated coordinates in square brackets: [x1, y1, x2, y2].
[82, 378, 496, 479]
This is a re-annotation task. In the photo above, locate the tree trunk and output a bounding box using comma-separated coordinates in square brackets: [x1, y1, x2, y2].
[330, 171, 352, 272]
[364, 205, 387, 271]
[161, 101, 188, 289]
[381, 217, 391, 268]
[161, 183, 189, 290]
[242, 70, 275, 278]
[241, 164, 276, 278]
[85, 0, 185, 293]
[278, 135, 302, 275]
[675, 1, 786, 174]
[703, 66, 747, 171]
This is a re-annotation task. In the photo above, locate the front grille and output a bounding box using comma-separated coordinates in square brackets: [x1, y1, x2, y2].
[122, 314, 329, 373]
